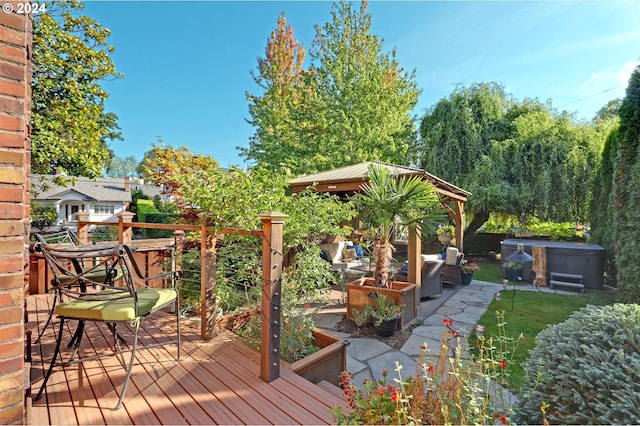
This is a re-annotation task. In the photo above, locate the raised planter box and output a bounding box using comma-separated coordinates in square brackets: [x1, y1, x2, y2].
[288, 328, 349, 387]
[346, 279, 417, 329]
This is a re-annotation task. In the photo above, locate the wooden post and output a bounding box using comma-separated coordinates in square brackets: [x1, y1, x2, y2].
[407, 225, 421, 310]
[200, 228, 217, 340]
[173, 230, 185, 311]
[173, 230, 185, 275]
[76, 212, 90, 244]
[259, 211, 287, 382]
[447, 200, 465, 252]
[532, 246, 548, 286]
[117, 211, 135, 244]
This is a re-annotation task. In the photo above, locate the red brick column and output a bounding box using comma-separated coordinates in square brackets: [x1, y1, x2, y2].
[0, 4, 31, 424]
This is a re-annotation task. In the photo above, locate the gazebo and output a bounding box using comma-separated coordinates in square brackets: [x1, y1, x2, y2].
[289, 161, 470, 295]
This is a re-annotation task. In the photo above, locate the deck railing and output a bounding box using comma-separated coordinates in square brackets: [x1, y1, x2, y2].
[29, 211, 287, 382]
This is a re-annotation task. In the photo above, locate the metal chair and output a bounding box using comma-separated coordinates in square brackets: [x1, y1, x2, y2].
[32, 230, 111, 343]
[33, 243, 181, 410]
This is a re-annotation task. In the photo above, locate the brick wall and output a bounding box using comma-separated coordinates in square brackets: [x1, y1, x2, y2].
[0, 3, 31, 424]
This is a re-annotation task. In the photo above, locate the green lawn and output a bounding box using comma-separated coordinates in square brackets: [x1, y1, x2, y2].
[471, 259, 503, 283]
[471, 289, 618, 393]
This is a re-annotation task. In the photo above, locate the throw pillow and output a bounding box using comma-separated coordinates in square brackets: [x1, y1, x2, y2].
[342, 247, 357, 262]
[347, 244, 365, 258]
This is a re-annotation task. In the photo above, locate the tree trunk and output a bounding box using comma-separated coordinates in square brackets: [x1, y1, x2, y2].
[373, 241, 393, 288]
[465, 209, 490, 237]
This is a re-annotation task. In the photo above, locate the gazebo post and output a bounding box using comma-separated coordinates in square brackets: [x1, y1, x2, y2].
[407, 225, 421, 310]
[453, 200, 465, 252]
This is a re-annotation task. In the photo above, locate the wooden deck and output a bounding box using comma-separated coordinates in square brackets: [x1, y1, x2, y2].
[26, 294, 347, 425]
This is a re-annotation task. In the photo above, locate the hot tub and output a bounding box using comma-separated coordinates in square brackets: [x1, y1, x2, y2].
[500, 239, 605, 289]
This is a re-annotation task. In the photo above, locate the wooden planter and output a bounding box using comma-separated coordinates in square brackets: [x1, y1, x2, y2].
[288, 328, 349, 387]
[346, 279, 417, 329]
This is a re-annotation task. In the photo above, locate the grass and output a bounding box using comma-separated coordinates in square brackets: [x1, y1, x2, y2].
[471, 259, 503, 283]
[471, 289, 618, 393]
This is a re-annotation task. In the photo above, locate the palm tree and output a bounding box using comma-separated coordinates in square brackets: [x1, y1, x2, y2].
[354, 165, 445, 288]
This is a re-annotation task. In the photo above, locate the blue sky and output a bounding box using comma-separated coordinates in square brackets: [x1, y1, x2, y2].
[84, 1, 640, 169]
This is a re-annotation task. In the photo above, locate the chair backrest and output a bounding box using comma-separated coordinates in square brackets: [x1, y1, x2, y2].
[35, 242, 134, 302]
[34, 230, 80, 247]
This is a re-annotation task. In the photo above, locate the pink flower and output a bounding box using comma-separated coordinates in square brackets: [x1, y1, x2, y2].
[519, 333, 526, 340]
[377, 385, 385, 395]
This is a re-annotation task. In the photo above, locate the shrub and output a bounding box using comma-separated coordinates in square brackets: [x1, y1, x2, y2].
[136, 199, 179, 238]
[515, 303, 640, 424]
[30, 202, 58, 231]
[144, 212, 180, 238]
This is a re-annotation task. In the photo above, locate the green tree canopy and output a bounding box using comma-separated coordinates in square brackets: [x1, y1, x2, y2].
[241, 13, 313, 173]
[418, 82, 612, 234]
[139, 142, 220, 224]
[241, 0, 421, 175]
[104, 154, 140, 178]
[142, 146, 356, 253]
[31, 0, 121, 178]
[307, 0, 421, 172]
[608, 64, 640, 301]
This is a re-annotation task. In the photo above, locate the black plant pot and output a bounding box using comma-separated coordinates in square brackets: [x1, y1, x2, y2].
[373, 316, 400, 337]
[505, 268, 522, 282]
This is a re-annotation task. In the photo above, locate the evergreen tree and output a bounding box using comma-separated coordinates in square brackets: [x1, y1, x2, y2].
[612, 64, 640, 301]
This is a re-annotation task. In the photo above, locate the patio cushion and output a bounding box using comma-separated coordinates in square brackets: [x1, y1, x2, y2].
[342, 247, 357, 261]
[55, 288, 177, 322]
[347, 244, 365, 257]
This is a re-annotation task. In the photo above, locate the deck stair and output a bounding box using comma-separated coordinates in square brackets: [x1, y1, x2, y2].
[549, 272, 585, 293]
[317, 380, 344, 399]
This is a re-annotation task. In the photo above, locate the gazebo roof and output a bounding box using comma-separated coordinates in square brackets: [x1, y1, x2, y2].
[288, 161, 470, 202]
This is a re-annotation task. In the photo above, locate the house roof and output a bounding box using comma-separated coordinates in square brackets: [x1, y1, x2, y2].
[288, 161, 470, 202]
[31, 175, 133, 202]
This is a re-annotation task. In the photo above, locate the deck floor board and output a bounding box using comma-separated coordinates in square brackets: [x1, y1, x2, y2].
[26, 294, 347, 425]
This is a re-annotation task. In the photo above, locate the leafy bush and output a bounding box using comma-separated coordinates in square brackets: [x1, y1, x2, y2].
[91, 226, 118, 242]
[515, 303, 640, 424]
[144, 212, 180, 238]
[30, 202, 58, 231]
[235, 243, 333, 364]
[136, 199, 178, 238]
[135, 198, 156, 223]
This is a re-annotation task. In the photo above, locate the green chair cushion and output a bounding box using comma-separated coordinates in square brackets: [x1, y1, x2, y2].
[55, 288, 177, 322]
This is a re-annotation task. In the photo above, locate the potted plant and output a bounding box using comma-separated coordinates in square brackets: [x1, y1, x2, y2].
[353, 293, 405, 336]
[460, 258, 480, 285]
[346, 165, 445, 328]
[352, 165, 445, 288]
[503, 261, 523, 281]
[436, 224, 455, 244]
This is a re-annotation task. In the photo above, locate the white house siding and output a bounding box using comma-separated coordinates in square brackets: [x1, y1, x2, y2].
[30, 175, 137, 226]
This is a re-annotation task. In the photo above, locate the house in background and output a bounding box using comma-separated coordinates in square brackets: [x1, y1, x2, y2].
[30, 174, 163, 226]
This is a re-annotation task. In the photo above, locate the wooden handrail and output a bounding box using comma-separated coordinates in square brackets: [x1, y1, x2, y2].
[71, 211, 286, 383]
[74, 220, 264, 236]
